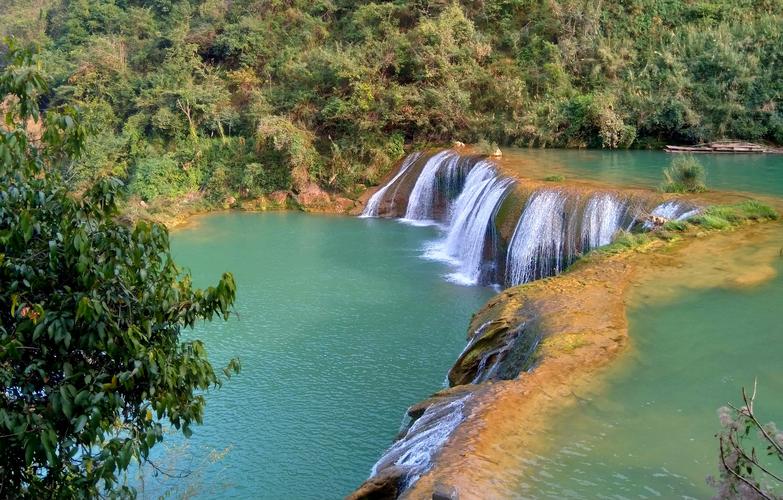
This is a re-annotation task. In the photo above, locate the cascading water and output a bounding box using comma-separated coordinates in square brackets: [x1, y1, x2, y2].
[369, 395, 471, 490]
[360, 152, 422, 218]
[652, 200, 700, 220]
[431, 162, 515, 285]
[403, 150, 460, 223]
[581, 194, 627, 250]
[643, 200, 701, 228]
[505, 190, 569, 287]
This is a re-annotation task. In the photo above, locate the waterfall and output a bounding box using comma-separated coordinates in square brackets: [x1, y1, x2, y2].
[403, 150, 459, 223]
[644, 200, 701, 228]
[360, 152, 422, 218]
[436, 162, 514, 285]
[369, 395, 471, 490]
[505, 190, 569, 287]
[581, 194, 626, 250]
[651, 200, 700, 220]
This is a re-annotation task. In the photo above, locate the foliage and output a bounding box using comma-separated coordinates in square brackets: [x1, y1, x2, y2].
[543, 175, 565, 182]
[689, 200, 779, 229]
[2, 0, 782, 206]
[0, 42, 239, 496]
[662, 156, 707, 193]
[600, 230, 653, 254]
[710, 385, 783, 499]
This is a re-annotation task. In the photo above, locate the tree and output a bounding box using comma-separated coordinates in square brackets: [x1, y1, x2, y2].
[0, 41, 239, 496]
[711, 383, 783, 499]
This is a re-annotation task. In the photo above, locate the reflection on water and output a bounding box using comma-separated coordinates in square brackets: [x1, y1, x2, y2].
[500, 149, 783, 197]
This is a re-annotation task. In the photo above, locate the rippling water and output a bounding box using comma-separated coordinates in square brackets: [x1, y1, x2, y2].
[136, 212, 493, 499]
[513, 233, 783, 498]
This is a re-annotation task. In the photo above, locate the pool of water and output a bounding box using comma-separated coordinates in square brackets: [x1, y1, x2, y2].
[501, 149, 783, 197]
[514, 231, 783, 498]
[137, 212, 493, 499]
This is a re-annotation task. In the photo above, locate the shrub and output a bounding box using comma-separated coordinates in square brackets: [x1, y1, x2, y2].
[663, 220, 689, 231]
[129, 155, 200, 201]
[662, 156, 707, 193]
[690, 201, 779, 229]
[691, 214, 732, 230]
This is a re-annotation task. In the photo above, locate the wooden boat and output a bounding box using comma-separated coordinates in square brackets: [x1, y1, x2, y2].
[664, 141, 783, 154]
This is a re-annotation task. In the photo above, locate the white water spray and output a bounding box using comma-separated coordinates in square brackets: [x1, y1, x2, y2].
[505, 190, 568, 286]
[369, 395, 471, 489]
[434, 162, 514, 285]
[403, 150, 459, 223]
[360, 152, 422, 218]
[581, 193, 626, 250]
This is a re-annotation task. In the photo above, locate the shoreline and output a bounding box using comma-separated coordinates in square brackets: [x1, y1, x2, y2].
[399, 220, 783, 499]
[136, 150, 781, 499]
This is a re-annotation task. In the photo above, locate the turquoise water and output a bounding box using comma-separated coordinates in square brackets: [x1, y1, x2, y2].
[139, 212, 492, 499]
[515, 243, 783, 498]
[503, 149, 783, 197]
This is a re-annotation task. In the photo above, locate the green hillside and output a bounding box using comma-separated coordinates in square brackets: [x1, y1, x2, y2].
[3, 0, 782, 206]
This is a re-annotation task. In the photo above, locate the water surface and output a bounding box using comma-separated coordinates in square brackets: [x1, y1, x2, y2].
[502, 149, 783, 197]
[514, 235, 783, 498]
[140, 212, 493, 499]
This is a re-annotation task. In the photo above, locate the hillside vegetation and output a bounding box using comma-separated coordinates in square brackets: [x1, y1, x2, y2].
[2, 0, 782, 208]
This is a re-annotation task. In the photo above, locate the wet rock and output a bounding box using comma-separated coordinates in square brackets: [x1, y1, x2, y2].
[491, 147, 502, 157]
[432, 483, 459, 500]
[452, 141, 466, 148]
[348, 466, 403, 500]
[405, 385, 476, 427]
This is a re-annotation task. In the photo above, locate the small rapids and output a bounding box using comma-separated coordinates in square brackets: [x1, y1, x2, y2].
[369, 395, 471, 490]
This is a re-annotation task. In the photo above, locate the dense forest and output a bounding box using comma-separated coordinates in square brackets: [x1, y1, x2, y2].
[2, 0, 782, 210]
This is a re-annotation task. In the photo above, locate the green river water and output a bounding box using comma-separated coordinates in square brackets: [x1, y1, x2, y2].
[503, 149, 783, 197]
[515, 250, 783, 499]
[144, 213, 493, 499]
[152, 151, 782, 499]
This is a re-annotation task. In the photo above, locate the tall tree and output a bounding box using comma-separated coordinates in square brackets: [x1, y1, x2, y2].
[0, 41, 239, 497]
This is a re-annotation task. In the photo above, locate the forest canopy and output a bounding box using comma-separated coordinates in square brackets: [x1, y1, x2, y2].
[2, 0, 782, 207]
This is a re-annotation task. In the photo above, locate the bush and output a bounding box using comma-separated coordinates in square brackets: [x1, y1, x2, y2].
[662, 156, 707, 193]
[129, 155, 201, 201]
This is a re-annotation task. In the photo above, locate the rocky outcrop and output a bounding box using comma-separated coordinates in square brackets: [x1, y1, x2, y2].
[348, 466, 403, 500]
[295, 182, 332, 208]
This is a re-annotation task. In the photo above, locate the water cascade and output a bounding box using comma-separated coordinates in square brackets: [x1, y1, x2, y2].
[369, 395, 471, 490]
[360, 152, 422, 217]
[433, 162, 515, 285]
[650, 200, 700, 222]
[403, 150, 461, 223]
[505, 191, 570, 287]
[581, 194, 627, 249]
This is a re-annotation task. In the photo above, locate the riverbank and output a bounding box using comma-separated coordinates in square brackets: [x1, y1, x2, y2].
[349, 147, 781, 498]
[396, 219, 783, 499]
[120, 186, 362, 231]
